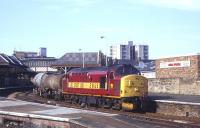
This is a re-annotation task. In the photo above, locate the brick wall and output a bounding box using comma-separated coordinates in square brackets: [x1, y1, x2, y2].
[156, 55, 200, 79]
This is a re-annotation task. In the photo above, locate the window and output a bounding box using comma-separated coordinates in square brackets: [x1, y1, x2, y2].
[100, 77, 106, 89]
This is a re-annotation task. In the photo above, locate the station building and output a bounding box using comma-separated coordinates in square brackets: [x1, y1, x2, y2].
[155, 54, 200, 79]
[21, 57, 57, 72]
[0, 53, 34, 88]
[14, 48, 57, 72]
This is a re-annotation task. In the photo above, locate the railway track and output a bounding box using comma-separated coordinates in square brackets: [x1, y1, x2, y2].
[7, 91, 200, 128]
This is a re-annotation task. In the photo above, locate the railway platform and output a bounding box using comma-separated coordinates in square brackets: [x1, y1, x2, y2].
[0, 97, 184, 128]
[149, 93, 200, 103]
[149, 93, 200, 118]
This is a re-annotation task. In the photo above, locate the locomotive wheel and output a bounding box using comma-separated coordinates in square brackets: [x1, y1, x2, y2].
[54, 94, 62, 101]
[95, 98, 103, 108]
[103, 98, 113, 109]
[80, 103, 88, 108]
[63, 95, 72, 103]
[112, 100, 121, 110]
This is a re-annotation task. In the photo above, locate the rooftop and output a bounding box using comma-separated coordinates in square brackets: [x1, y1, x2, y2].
[156, 53, 200, 59]
[0, 54, 24, 66]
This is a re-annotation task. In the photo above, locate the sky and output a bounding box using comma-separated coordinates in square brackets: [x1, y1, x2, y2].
[0, 0, 200, 59]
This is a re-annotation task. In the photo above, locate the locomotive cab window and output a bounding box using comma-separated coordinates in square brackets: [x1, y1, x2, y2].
[100, 76, 106, 89]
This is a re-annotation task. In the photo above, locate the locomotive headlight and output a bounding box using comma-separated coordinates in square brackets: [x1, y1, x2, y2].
[134, 87, 139, 92]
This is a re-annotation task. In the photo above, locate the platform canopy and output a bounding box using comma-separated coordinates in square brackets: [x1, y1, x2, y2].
[51, 52, 105, 68]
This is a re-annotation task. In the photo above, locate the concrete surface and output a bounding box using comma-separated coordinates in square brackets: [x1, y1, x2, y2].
[149, 93, 200, 103]
[0, 97, 179, 128]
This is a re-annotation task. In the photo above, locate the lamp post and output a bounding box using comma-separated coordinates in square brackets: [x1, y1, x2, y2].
[100, 36, 108, 67]
[79, 49, 85, 68]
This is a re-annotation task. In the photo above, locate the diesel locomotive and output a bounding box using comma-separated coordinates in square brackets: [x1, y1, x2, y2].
[32, 64, 148, 111]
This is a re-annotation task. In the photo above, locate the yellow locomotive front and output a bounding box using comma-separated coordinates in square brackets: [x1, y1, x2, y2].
[120, 74, 148, 111]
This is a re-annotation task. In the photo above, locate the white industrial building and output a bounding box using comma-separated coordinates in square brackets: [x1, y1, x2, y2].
[135, 45, 149, 61]
[110, 41, 149, 63]
[110, 41, 135, 60]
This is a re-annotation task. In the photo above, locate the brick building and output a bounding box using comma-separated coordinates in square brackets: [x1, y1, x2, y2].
[156, 54, 200, 79]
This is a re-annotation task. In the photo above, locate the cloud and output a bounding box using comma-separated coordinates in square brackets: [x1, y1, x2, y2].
[141, 0, 200, 11]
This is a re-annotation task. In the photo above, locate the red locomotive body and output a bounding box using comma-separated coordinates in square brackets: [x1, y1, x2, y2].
[32, 64, 148, 111]
[62, 67, 121, 98]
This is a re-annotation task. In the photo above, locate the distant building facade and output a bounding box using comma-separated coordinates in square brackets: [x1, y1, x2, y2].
[110, 41, 135, 64]
[13, 48, 57, 72]
[110, 41, 149, 65]
[21, 57, 57, 72]
[135, 59, 155, 78]
[39, 47, 47, 57]
[135, 45, 149, 61]
[141, 71, 156, 78]
[136, 60, 155, 71]
[14, 47, 47, 59]
[14, 51, 38, 59]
